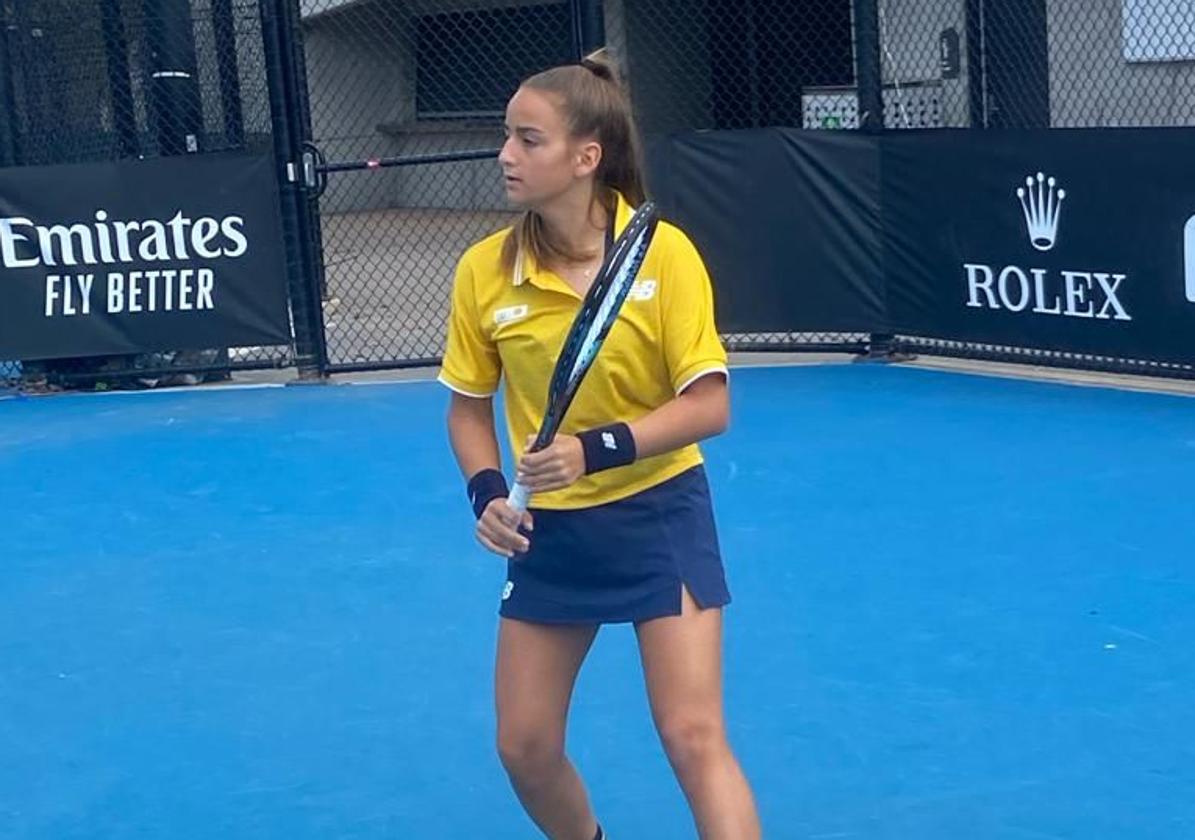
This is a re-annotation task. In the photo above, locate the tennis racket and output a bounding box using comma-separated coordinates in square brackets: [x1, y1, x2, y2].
[507, 200, 661, 512]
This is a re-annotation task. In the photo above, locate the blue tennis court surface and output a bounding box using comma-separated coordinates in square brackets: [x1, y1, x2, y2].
[2, 365, 1193, 838]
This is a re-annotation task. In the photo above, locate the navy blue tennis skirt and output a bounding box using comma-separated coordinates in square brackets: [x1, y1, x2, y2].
[499, 465, 731, 624]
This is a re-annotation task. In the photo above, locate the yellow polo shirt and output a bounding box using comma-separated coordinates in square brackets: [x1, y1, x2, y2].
[438, 194, 728, 509]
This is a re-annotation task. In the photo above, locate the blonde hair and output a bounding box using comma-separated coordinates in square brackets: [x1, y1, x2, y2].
[501, 50, 647, 276]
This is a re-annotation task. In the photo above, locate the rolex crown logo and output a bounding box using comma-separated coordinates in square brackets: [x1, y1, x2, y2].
[1016, 172, 1066, 252]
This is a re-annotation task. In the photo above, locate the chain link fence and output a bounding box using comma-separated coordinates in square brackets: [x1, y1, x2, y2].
[298, 0, 1195, 375]
[4, 0, 1194, 385]
[1, 360, 20, 387]
[1, 0, 275, 167]
[864, 0, 1195, 131]
[633, 0, 1193, 134]
[0, 0, 292, 389]
[615, 0, 1193, 132]
[891, 336, 1195, 381]
[298, 0, 568, 369]
[297, 0, 876, 369]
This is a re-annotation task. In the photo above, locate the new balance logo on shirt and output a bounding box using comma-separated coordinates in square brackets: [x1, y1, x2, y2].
[493, 304, 529, 325]
[628, 279, 657, 301]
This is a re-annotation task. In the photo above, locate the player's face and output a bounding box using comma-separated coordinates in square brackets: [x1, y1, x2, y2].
[499, 87, 599, 209]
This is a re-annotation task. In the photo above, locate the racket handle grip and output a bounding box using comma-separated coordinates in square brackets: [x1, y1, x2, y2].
[507, 481, 531, 513]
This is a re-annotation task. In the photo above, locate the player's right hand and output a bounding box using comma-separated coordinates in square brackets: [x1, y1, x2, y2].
[476, 498, 533, 558]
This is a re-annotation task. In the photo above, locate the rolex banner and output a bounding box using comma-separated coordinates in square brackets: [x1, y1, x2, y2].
[882, 128, 1195, 363]
[0, 152, 291, 360]
[654, 127, 1195, 364]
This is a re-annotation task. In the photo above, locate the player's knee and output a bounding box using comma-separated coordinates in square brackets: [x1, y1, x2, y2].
[497, 726, 564, 782]
[657, 713, 725, 773]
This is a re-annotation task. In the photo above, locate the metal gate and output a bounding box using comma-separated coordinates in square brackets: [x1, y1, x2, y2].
[286, 0, 599, 373]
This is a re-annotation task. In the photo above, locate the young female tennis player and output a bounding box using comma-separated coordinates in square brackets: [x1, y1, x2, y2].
[439, 52, 761, 840]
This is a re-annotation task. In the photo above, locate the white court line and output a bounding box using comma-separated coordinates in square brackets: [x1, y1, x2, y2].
[2, 381, 287, 403]
[7, 355, 1193, 402]
[83, 382, 287, 398]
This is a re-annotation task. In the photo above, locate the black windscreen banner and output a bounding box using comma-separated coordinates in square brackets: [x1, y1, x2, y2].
[649, 127, 1195, 363]
[1, 152, 291, 360]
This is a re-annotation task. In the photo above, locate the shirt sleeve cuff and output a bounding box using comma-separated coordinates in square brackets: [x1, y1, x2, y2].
[674, 363, 729, 395]
[437, 371, 497, 398]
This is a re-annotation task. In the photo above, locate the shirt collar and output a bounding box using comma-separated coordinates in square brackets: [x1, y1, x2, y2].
[512, 191, 635, 287]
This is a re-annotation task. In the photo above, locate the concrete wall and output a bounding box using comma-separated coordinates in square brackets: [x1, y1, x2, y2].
[1048, 0, 1195, 127]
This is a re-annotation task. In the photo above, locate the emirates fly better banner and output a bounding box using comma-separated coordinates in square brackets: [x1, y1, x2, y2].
[0, 152, 291, 359]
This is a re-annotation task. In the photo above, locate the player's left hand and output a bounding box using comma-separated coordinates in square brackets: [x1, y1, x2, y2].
[517, 434, 585, 493]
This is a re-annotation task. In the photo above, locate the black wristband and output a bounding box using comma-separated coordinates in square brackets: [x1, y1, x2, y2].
[577, 423, 637, 474]
[466, 468, 509, 519]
